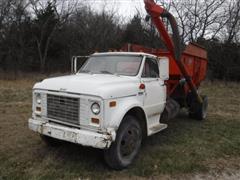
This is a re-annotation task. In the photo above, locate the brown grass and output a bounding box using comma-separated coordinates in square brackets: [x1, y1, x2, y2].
[0, 79, 240, 179]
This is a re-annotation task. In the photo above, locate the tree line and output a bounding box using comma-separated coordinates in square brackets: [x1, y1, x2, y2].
[0, 0, 239, 81]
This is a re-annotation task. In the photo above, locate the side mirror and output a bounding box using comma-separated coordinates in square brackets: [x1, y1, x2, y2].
[159, 57, 169, 80]
[71, 56, 89, 74]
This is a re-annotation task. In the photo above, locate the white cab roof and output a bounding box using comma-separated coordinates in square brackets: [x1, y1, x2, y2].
[92, 52, 157, 59]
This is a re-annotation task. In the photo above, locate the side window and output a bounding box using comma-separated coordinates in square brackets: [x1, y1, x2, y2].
[142, 58, 159, 78]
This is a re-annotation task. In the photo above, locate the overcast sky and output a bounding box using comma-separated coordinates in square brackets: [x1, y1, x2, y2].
[84, 0, 146, 19]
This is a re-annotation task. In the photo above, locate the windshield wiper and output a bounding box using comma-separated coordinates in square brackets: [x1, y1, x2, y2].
[99, 70, 114, 75]
[79, 70, 91, 73]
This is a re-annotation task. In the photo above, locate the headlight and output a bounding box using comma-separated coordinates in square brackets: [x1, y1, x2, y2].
[36, 93, 41, 104]
[91, 102, 100, 115]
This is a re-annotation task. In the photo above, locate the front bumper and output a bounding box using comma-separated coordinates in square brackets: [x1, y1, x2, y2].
[28, 118, 114, 149]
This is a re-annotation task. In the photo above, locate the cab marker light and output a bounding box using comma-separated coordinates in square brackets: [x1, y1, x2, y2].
[139, 83, 145, 90]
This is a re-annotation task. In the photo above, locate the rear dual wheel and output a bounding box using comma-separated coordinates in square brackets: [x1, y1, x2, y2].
[104, 115, 142, 170]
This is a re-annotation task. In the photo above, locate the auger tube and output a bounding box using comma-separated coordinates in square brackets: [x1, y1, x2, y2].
[144, 0, 203, 104]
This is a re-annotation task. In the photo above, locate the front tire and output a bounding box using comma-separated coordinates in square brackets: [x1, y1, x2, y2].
[104, 115, 142, 170]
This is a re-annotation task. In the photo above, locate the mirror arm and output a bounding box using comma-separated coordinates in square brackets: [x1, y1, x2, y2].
[74, 57, 77, 74]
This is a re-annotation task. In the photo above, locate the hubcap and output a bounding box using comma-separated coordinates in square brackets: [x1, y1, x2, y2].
[120, 126, 140, 157]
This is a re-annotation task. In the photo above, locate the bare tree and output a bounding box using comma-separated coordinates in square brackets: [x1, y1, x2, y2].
[29, 0, 78, 72]
[154, 0, 228, 43]
[0, 0, 31, 78]
[224, 0, 240, 43]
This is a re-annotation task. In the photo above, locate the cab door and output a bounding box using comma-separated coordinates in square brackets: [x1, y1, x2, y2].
[141, 57, 166, 126]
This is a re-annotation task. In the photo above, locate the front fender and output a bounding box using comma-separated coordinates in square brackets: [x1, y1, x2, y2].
[103, 95, 147, 131]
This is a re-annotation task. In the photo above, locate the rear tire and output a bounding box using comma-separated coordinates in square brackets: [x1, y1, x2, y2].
[104, 115, 142, 170]
[40, 135, 62, 147]
[189, 95, 208, 120]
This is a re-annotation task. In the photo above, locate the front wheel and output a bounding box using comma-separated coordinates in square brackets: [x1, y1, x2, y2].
[104, 115, 142, 170]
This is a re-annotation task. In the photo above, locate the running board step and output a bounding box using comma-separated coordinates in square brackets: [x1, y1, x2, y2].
[148, 123, 168, 136]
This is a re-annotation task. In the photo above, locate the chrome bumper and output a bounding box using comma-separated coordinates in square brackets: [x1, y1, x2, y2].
[28, 118, 114, 149]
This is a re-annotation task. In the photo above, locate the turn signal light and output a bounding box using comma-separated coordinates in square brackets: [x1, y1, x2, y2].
[36, 107, 41, 112]
[91, 118, 100, 124]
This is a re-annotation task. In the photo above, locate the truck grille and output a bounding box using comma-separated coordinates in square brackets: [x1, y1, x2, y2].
[47, 94, 79, 125]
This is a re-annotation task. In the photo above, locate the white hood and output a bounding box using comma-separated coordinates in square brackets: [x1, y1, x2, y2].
[34, 74, 140, 99]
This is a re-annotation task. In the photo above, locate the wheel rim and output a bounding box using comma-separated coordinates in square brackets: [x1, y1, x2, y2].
[119, 125, 141, 158]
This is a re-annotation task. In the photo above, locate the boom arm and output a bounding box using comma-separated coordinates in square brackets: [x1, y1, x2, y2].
[144, 0, 203, 103]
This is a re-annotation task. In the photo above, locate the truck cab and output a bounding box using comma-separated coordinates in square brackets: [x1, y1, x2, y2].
[28, 52, 169, 169]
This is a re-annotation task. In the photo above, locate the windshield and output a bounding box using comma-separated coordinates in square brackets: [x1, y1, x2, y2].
[79, 55, 143, 76]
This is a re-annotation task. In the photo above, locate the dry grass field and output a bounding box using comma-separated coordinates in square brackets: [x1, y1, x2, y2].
[0, 78, 240, 179]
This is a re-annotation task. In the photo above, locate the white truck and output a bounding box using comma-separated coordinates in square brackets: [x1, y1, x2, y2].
[28, 52, 170, 169]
